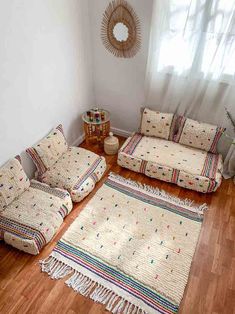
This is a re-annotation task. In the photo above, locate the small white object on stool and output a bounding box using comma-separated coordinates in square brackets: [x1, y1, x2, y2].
[104, 132, 119, 155]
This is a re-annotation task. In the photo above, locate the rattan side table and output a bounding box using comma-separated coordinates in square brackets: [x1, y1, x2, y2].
[82, 108, 110, 145]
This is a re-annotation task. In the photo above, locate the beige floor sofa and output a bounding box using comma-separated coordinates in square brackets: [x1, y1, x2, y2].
[118, 108, 225, 193]
[0, 156, 72, 254]
[27, 124, 106, 202]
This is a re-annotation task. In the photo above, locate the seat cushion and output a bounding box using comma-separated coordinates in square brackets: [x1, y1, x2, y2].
[140, 108, 177, 140]
[118, 134, 223, 193]
[0, 157, 30, 211]
[38, 147, 106, 202]
[26, 124, 68, 176]
[174, 116, 225, 153]
[0, 180, 72, 254]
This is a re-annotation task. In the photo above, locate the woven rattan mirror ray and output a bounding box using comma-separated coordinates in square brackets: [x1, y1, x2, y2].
[101, 0, 141, 58]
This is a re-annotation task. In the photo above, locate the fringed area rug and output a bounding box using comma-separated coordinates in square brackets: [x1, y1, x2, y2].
[40, 173, 206, 314]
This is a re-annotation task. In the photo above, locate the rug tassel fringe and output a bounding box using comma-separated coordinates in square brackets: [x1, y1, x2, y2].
[40, 256, 147, 314]
[40, 256, 73, 279]
[109, 172, 208, 214]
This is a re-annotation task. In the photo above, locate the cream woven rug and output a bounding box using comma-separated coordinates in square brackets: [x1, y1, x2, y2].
[40, 173, 206, 314]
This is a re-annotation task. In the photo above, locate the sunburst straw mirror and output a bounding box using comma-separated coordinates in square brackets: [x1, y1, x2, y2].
[101, 0, 141, 58]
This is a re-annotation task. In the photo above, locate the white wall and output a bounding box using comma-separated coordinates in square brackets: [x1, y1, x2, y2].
[0, 0, 94, 176]
[89, 0, 153, 135]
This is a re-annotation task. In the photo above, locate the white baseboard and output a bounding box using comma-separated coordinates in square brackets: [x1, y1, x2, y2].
[72, 133, 85, 146]
[111, 127, 132, 138]
[71, 127, 132, 147]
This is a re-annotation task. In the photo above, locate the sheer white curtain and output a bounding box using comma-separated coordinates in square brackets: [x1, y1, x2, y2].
[145, 0, 235, 178]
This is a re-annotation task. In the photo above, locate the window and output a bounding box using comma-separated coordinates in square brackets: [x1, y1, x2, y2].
[156, 0, 235, 79]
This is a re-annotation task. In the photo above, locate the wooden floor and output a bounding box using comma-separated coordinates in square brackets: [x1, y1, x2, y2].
[0, 137, 235, 314]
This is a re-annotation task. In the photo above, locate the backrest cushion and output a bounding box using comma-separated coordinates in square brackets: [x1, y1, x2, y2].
[26, 124, 68, 175]
[140, 108, 177, 140]
[174, 116, 225, 153]
[0, 157, 30, 211]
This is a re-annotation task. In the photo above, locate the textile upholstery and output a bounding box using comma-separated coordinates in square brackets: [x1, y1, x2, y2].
[118, 134, 223, 193]
[0, 180, 72, 254]
[38, 147, 106, 202]
[175, 117, 225, 153]
[27, 125, 107, 202]
[26, 124, 68, 176]
[0, 157, 30, 211]
[140, 108, 176, 140]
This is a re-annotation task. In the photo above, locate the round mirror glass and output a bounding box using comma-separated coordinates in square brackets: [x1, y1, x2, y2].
[113, 22, 129, 42]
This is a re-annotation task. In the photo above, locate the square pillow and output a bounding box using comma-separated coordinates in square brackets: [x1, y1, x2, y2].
[140, 108, 177, 140]
[174, 116, 225, 153]
[0, 156, 30, 211]
[26, 124, 68, 175]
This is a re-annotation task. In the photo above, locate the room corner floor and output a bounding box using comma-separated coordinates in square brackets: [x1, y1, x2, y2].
[0, 137, 234, 314]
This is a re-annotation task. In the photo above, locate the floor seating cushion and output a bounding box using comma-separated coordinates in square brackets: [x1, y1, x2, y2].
[0, 157, 72, 255]
[174, 116, 225, 153]
[27, 125, 106, 202]
[36, 147, 106, 202]
[140, 108, 177, 140]
[0, 157, 30, 211]
[118, 133, 223, 193]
